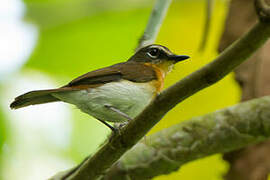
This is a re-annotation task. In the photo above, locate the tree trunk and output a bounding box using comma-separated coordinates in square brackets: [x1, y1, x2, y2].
[219, 0, 270, 179]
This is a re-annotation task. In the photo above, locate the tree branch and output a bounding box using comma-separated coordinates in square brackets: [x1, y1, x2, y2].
[255, 0, 270, 21]
[137, 0, 172, 49]
[199, 0, 214, 51]
[50, 1, 270, 179]
[103, 96, 270, 179]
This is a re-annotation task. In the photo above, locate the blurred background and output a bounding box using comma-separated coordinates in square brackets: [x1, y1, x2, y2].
[0, 0, 244, 179]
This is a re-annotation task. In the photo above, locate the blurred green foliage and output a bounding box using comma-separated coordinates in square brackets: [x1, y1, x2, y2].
[18, 0, 241, 179]
[0, 102, 7, 180]
[0, 109, 6, 150]
[25, 9, 150, 77]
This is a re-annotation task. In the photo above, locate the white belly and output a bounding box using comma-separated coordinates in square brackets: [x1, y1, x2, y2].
[52, 80, 156, 123]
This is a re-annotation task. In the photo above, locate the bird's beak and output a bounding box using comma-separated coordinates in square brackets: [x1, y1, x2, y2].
[168, 55, 190, 63]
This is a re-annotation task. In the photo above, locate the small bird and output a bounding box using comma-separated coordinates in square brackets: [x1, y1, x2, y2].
[10, 44, 189, 131]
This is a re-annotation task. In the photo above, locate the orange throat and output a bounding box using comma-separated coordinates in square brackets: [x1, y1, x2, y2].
[144, 62, 173, 93]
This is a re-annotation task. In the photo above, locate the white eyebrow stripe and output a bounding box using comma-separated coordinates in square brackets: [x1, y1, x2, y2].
[149, 45, 172, 54]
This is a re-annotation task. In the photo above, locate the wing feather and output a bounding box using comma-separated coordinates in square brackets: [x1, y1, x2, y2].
[65, 62, 157, 87]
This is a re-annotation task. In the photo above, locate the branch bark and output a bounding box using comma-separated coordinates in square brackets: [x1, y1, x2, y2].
[103, 96, 270, 179]
[51, 1, 270, 179]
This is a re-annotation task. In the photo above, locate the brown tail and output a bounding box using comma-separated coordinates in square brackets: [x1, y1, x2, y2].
[10, 88, 70, 109]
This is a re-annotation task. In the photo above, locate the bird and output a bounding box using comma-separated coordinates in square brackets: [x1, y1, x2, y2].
[10, 44, 189, 131]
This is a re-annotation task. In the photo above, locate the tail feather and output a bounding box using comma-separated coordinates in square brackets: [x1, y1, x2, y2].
[10, 89, 66, 109]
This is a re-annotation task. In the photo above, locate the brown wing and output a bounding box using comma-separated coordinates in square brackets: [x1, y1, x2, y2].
[65, 61, 157, 87]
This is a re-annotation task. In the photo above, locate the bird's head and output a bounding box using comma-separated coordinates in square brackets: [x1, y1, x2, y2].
[128, 44, 189, 74]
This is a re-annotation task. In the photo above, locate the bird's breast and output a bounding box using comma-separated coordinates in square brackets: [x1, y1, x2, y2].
[53, 80, 157, 123]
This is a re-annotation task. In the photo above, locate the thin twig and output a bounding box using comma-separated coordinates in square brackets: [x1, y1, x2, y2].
[137, 0, 172, 50]
[199, 0, 214, 51]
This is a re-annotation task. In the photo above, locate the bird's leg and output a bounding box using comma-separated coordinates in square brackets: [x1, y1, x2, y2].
[97, 119, 121, 143]
[97, 119, 117, 132]
[104, 105, 133, 121]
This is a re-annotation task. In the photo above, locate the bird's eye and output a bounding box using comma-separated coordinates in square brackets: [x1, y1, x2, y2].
[147, 48, 160, 59]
